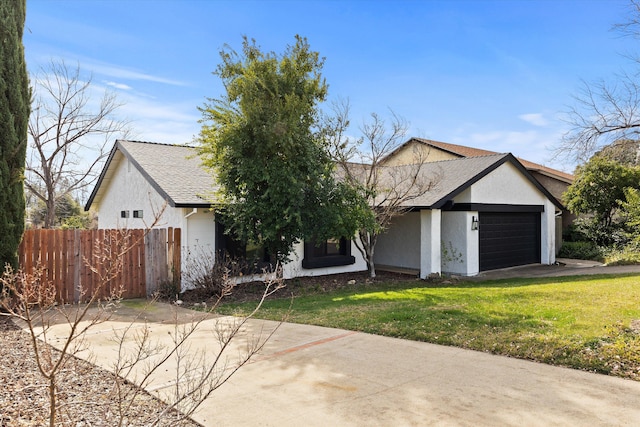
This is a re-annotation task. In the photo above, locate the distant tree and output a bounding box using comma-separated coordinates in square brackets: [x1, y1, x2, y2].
[326, 101, 437, 277]
[555, 1, 640, 163]
[198, 36, 357, 262]
[621, 187, 640, 242]
[563, 155, 640, 246]
[0, 0, 29, 269]
[26, 60, 129, 228]
[595, 138, 640, 166]
[30, 193, 93, 229]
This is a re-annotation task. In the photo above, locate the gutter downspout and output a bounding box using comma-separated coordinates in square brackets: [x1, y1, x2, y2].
[183, 208, 198, 258]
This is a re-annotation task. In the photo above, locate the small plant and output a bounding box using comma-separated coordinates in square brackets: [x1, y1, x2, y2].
[441, 240, 463, 265]
[182, 246, 269, 300]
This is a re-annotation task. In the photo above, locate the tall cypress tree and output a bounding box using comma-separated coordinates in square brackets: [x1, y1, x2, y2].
[0, 0, 29, 270]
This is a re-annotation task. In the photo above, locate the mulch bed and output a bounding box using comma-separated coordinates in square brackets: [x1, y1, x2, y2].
[180, 270, 426, 305]
[0, 316, 201, 427]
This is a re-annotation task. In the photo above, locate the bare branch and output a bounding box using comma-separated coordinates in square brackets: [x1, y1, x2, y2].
[26, 59, 130, 228]
[326, 100, 439, 277]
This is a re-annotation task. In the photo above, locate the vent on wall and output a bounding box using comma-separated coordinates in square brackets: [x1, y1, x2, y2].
[133, 210, 143, 218]
[120, 210, 130, 218]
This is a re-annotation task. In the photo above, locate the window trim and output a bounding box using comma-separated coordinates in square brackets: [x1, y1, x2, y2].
[302, 237, 355, 269]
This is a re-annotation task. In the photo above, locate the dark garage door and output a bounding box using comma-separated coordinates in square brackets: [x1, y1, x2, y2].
[479, 212, 541, 271]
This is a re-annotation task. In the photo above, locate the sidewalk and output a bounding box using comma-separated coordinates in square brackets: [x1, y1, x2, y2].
[37, 300, 640, 426]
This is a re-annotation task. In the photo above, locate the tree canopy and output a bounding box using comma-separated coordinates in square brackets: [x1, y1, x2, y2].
[198, 36, 358, 261]
[0, 0, 29, 269]
[564, 155, 640, 246]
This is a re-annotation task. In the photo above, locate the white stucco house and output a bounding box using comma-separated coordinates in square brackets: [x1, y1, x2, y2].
[85, 139, 563, 284]
[84, 140, 368, 282]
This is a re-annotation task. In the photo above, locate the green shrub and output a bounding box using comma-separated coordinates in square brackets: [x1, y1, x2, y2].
[558, 241, 603, 261]
[603, 244, 640, 265]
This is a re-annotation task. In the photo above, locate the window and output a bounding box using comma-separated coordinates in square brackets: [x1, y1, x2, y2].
[133, 210, 143, 218]
[302, 237, 355, 269]
[120, 210, 130, 218]
[214, 221, 271, 273]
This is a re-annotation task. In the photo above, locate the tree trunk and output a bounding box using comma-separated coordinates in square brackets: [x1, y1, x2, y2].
[368, 258, 376, 278]
[44, 197, 56, 228]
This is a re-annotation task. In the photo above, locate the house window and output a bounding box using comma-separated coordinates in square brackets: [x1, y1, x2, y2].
[214, 221, 271, 272]
[120, 210, 130, 218]
[133, 210, 143, 218]
[302, 237, 355, 269]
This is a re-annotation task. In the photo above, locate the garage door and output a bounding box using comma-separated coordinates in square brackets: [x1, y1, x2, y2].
[479, 212, 541, 271]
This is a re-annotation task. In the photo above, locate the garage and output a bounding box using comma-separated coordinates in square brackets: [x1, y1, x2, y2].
[479, 212, 541, 271]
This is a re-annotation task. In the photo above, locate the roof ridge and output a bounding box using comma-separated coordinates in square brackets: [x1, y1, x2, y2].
[421, 152, 508, 165]
[411, 137, 573, 179]
[118, 139, 197, 149]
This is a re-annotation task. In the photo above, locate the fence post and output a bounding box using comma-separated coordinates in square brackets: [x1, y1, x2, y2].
[173, 228, 181, 290]
[73, 230, 81, 303]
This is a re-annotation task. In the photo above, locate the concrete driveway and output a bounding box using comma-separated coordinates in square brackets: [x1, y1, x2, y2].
[37, 286, 640, 427]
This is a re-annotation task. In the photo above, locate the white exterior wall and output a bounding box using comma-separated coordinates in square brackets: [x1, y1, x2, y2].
[95, 155, 186, 231]
[441, 211, 479, 275]
[373, 212, 421, 270]
[184, 210, 216, 252]
[420, 209, 441, 279]
[282, 240, 368, 279]
[541, 200, 556, 264]
[465, 162, 549, 206]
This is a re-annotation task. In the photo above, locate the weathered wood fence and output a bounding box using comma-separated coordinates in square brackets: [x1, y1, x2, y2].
[18, 228, 181, 303]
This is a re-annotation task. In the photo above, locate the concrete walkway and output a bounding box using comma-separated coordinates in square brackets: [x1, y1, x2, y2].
[36, 280, 640, 427]
[471, 258, 640, 280]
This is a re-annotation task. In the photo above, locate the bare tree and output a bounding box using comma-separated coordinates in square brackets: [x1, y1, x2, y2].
[555, 0, 640, 164]
[0, 204, 285, 425]
[26, 60, 129, 228]
[326, 101, 438, 277]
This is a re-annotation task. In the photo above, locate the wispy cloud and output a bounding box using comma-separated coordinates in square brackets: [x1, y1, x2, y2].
[90, 62, 188, 87]
[104, 81, 132, 91]
[519, 113, 548, 127]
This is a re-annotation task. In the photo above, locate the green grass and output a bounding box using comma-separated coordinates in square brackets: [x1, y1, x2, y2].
[217, 274, 640, 379]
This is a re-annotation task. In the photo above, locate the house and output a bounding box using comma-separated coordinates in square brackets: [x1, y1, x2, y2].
[373, 153, 563, 277]
[86, 139, 562, 283]
[84, 140, 368, 283]
[382, 137, 575, 254]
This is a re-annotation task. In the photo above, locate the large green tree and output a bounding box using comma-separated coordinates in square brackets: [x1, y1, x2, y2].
[0, 0, 29, 269]
[563, 155, 640, 246]
[198, 36, 357, 262]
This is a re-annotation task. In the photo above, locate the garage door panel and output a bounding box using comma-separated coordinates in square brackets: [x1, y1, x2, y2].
[479, 212, 540, 271]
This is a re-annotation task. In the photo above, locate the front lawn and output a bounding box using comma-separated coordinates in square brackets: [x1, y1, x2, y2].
[217, 274, 640, 380]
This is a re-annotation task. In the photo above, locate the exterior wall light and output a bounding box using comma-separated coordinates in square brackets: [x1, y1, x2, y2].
[471, 216, 479, 230]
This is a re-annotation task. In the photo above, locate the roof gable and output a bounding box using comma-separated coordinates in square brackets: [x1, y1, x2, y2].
[85, 140, 217, 210]
[382, 153, 563, 210]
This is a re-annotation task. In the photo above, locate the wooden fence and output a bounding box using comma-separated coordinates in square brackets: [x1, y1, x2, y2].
[18, 228, 181, 303]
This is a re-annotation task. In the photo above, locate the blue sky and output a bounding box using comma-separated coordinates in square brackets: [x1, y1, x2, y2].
[24, 0, 637, 172]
